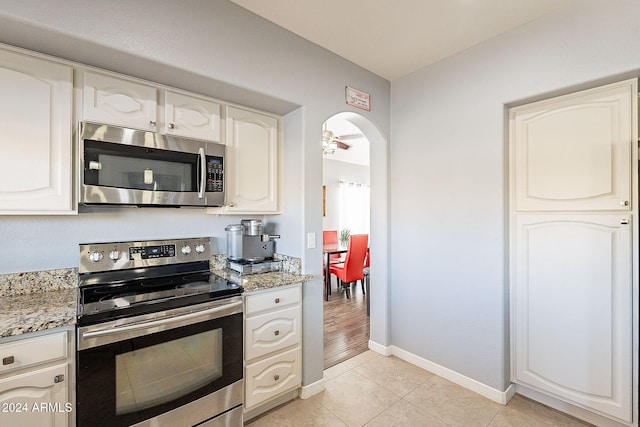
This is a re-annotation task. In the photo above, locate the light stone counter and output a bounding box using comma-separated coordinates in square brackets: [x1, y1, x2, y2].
[0, 268, 77, 338]
[211, 253, 313, 293]
[0, 289, 77, 338]
[0, 253, 311, 338]
[212, 269, 313, 293]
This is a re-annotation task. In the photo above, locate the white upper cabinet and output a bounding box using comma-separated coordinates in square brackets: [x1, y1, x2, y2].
[510, 80, 634, 211]
[81, 71, 158, 132]
[80, 71, 223, 142]
[0, 48, 74, 214]
[220, 106, 279, 213]
[163, 91, 221, 142]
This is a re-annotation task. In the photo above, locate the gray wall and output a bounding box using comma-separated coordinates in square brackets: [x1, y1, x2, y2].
[390, 0, 640, 391]
[0, 0, 391, 389]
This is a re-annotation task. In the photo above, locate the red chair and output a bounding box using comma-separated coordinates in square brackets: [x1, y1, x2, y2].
[329, 234, 368, 298]
[323, 230, 342, 263]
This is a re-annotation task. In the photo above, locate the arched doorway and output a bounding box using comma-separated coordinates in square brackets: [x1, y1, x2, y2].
[322, 114, 370, 367]
[321, 112, 389, 367]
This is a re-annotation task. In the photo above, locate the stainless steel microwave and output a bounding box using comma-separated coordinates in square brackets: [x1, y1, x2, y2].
[79, 122, 225, 207]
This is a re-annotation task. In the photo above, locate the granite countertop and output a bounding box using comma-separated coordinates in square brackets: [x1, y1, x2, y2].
[0, 268, 78, 339]
[0, 253, 312, 339]
[0, 288, 77, 339]
[213, 269, 314, 293]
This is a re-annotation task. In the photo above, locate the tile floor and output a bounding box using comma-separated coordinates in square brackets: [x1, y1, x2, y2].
[245, 350, 592, 427]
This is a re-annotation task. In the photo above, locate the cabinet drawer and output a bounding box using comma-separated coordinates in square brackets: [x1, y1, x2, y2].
[0, 332, 67, 374]
[245, 286, 300, 315]
[245, 306, 301, 361]
[245, 346, 301, 409]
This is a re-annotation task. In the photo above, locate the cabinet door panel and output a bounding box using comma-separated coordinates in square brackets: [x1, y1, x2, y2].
[0, 363, 68, 427]
[164, 91, 220, 141]
[82, 71, 157, 131]
[0, 50, 73, 213]
[513, 214, 632, 421]
[224, 106, 278, 213]
[511, 80, 634, 211]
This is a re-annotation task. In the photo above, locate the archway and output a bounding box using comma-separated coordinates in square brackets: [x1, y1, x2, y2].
[321, 112, 390, 367]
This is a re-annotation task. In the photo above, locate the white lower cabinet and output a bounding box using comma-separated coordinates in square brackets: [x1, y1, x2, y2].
[512, 214, 632, 422]
[245, 347, 301, 409]
[0, 364, 68, 427]
[244, 284, 301, 411]
[0, 330, 73, 427]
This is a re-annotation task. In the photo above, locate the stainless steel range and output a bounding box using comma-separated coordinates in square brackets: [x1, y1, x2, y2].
[76, 237, 244, 427]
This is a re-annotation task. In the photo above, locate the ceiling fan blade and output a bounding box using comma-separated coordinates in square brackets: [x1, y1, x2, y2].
[337, 133, 363, 141]
[336, 140, 350, 150]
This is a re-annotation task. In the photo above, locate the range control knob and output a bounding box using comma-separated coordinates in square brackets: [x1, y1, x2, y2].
[195, 244, 205, 254]
[181, 245, 192, 255]
[88, 251, 103, 263]
[109, 250, 121, 262]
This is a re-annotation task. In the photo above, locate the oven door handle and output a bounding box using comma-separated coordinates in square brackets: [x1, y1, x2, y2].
[79, 299, 242, 349]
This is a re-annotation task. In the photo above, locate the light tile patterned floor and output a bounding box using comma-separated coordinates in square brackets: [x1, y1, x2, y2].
[245, 350, 592, 427]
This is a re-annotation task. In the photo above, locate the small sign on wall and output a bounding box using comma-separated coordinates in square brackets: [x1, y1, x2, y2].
[345, 86, 370, 111]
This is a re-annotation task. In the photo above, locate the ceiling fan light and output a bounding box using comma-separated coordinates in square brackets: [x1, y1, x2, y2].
[322, 139, 337, 154]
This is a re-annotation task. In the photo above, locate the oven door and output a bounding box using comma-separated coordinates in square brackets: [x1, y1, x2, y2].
[80, 121, 225, 207]
[76, 297, 243, 427]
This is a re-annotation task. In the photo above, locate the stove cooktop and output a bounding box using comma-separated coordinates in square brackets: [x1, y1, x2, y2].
[78, 268, 242, 325]
[77, 237, 244, 325]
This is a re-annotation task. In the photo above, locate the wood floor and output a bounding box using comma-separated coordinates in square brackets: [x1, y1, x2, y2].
[323, 278, 370, 368]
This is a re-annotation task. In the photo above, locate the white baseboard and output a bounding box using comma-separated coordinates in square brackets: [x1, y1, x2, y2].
[368, 341, 513, 405]
[300, 378, 325, 399]
[368, 339, 392, 356]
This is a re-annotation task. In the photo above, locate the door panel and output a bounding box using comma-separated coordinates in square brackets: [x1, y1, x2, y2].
[511, 80, 634, 211]
[0, 49, 73, 213]
[513, 214, 632, 421]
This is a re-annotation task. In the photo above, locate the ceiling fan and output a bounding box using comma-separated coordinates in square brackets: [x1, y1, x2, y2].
[322, 123, 361, 154]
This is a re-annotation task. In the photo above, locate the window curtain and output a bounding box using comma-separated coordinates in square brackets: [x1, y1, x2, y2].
[338, 181, 370, 235]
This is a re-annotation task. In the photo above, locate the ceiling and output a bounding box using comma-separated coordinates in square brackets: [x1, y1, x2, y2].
[230, 0, 574, 81]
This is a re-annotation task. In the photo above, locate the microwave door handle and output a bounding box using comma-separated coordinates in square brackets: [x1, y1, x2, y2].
[198, 147, 206, 199]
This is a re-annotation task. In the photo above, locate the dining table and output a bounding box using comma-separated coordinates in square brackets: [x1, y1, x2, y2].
[323, 242, 348, 300]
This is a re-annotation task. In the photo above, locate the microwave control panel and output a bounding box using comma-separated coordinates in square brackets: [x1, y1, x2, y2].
[206, 157, 224, 192]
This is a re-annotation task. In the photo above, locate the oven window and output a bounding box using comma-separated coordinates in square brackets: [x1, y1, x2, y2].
[115, 328, 222, 415]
